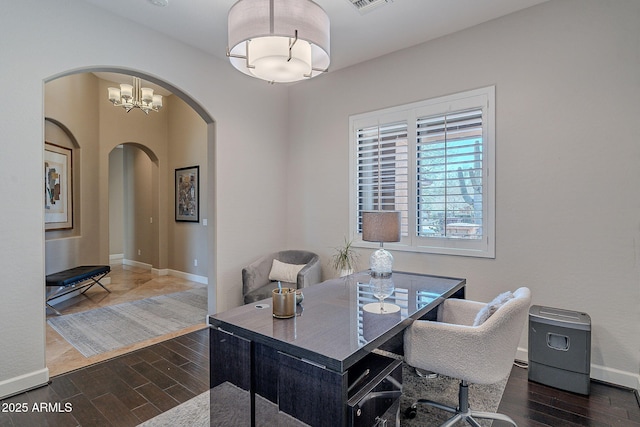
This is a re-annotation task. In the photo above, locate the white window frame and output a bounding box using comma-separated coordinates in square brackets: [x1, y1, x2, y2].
[349, 86, 495, 258]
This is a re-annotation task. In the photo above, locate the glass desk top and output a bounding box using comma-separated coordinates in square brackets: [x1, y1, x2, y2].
[208, 271, 465, 372]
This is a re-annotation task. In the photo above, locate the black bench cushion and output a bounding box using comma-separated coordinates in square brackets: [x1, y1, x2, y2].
[46, 265, 111, 288]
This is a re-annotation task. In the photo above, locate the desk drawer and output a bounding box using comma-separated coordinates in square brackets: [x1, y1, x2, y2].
[348, 356, 402, 427]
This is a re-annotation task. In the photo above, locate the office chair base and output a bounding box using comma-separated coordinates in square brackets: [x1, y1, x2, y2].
[404, 380, 517, 427]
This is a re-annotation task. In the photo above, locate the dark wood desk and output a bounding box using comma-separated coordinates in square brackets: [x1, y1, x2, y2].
[208, 271, 465, 426]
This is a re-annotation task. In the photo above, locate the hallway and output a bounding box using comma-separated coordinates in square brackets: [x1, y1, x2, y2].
[46, 264, 206, 376]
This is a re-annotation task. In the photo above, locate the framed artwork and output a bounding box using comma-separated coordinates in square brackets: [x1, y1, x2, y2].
[44, 142, 73, 230]
[175, 166, 199, 222]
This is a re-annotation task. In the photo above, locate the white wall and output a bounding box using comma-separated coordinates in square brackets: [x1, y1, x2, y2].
[287, 0, 640, 389]
[0, 0, 289, 398]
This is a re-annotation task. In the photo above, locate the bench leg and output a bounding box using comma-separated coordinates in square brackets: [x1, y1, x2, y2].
[46, 303, 63, 316]
[80, 273, 112, 295]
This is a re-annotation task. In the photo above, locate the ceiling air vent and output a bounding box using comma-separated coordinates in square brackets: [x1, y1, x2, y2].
[347, 0, 392, 14]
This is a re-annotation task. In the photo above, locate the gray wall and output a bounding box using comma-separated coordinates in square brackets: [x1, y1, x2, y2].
[168, 95, 209, 277]
[123, 144, 156, 266]
[286, 0, 640, 389]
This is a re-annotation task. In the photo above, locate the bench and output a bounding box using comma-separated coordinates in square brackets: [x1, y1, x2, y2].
[46, 265, 111, 315]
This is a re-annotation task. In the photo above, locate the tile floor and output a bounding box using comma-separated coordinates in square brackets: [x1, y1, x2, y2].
[46, 264, 207, 376]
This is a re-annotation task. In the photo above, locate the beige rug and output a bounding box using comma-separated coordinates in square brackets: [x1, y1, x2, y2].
[48, 288, 208, 357]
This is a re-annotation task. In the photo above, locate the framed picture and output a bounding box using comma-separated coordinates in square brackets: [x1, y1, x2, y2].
[44, 142, 73, 230]
[175, 166, 199, 222]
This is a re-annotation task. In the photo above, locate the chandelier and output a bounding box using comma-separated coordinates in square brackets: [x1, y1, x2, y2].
[107, 77, 163, 114]
[226, 0, 330, 84]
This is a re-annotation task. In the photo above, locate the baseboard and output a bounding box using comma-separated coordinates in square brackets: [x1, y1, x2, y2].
[109, 253, 124, 263]
[591, 364, 640, 391]
[152, 268, 169, 276]
[118, 260, 207, 284]
[167, 269, 208, 285]
[122, 259, 153, 270]
[0, 368, 49, 400]
[516, 347, 640, 391]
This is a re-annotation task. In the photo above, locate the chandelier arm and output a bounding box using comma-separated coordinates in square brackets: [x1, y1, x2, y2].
[226, 47, 246, 60]
[288, 30, 299, 63]
[304, 66, 329, 78]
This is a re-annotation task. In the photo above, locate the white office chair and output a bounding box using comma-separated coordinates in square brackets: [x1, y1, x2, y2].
[403, 287, 531, 426]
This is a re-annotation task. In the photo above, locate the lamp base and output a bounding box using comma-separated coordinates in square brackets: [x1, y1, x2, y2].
[363, 302, 400, 314]
[370, 248, 394, 275]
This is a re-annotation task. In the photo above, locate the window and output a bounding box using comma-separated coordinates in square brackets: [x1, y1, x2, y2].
[355, 120, 409, 236]
[350, 86, 495, 258]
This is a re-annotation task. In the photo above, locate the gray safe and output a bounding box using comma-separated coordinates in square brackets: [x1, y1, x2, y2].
[528, 305, 591, 395]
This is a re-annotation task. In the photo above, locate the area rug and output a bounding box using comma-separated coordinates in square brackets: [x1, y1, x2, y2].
[139, 382, 307, 427]
[48, 287, 207, 358]
[383, 362, 509, 426]
[138, 362, 508, 427]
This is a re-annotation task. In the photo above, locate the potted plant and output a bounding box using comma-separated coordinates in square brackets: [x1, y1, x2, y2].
[331, 237, 359, 277]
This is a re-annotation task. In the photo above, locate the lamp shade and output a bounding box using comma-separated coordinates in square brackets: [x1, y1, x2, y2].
[140, 87, 154, 103]
[248, 36, 312, 82]
[362, 211, 401, 243]
[119, 84, 133, 100]
[227, 0, 330, 83]
[152, 94, 163, 109]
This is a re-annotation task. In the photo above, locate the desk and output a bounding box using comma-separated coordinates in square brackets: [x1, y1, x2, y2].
[208, 271, 465, 426]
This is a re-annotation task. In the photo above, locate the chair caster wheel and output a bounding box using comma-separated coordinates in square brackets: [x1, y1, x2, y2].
[404, 406, 417, 419]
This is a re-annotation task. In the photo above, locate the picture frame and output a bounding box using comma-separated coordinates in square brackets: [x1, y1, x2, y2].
[175, 166, 199, 222]
[44, 142, 73, 230]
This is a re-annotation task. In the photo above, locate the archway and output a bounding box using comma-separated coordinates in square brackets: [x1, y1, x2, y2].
[44, 68, 216, 374]
[45, 66, 216, 302]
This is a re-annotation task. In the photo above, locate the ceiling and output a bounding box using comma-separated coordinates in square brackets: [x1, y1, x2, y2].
[84, 0, 548, 84]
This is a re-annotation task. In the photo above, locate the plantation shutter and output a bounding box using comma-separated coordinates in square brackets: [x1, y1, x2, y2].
[356, 121, 409, 236]
[416, 108, 484, 239]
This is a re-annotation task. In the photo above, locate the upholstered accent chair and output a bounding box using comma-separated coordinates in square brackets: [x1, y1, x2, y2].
[403, 287, 531, 426]
[242, 250, 322, 304]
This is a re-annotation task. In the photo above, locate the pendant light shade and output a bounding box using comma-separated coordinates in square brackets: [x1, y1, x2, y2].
[227, 0, 330, 83]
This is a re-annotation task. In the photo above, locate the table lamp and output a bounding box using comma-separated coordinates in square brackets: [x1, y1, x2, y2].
[362, 211, 401, 277]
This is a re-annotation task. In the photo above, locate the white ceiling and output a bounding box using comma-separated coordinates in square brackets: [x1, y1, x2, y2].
[84, 0, 548, 84]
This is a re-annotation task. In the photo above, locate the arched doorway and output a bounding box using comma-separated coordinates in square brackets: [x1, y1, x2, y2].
[108, 143, 160, 269]
[44, 68, 216, 375]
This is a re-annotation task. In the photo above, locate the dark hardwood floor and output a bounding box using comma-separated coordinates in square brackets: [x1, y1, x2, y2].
[1, 328, 638, 427]
[497, 364, 640, 427]
[0, 328, 209, 427]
